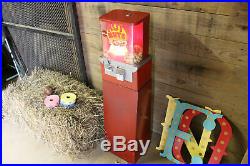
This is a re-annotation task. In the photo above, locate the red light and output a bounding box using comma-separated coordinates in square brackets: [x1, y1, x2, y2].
[100, 10, 149, 64]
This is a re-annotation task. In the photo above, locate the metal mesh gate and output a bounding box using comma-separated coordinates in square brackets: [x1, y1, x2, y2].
[2, 2, 88, 84]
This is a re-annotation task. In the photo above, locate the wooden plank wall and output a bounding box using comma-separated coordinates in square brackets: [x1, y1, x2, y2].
[76, 2, 248, 163]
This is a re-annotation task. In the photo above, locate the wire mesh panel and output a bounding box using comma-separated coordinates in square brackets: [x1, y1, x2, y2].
[2, 2, 87, 83]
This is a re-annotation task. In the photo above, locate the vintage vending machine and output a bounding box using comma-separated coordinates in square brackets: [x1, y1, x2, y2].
[99, 10, 152, 163]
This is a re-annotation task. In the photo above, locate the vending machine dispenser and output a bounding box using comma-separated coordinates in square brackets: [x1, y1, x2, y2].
[99, 10, 152, 163]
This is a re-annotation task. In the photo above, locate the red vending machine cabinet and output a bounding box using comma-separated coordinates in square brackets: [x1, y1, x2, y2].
[99, 10, 151, 163]
[100, 9, 149, 65]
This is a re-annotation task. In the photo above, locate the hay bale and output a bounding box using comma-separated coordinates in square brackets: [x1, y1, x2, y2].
[2, 69, 104, 158]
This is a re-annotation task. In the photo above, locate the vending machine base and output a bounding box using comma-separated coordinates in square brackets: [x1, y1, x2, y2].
[103, 80, 152, 163]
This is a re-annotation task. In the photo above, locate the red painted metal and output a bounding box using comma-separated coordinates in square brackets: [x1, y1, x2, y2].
[208, 117, 232, 164]
[172, 109, 201, 163]
[172, 109, 232, 164]
[103, 80, 152, 163]
[100, 9, 150, 25]
[100, 9, 151, 163]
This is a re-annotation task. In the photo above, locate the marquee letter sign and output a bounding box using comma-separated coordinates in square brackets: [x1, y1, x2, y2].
[157, 95, 232, 164]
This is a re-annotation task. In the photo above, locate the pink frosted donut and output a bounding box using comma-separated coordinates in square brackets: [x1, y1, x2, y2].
[44, 95, 59, 109]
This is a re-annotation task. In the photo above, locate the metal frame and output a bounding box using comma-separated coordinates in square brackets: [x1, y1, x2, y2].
[2, 26, 27, 78]
[70, 3, 89, 86]
[2, 22, 74, 39]
[2, 2, 89, 86]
